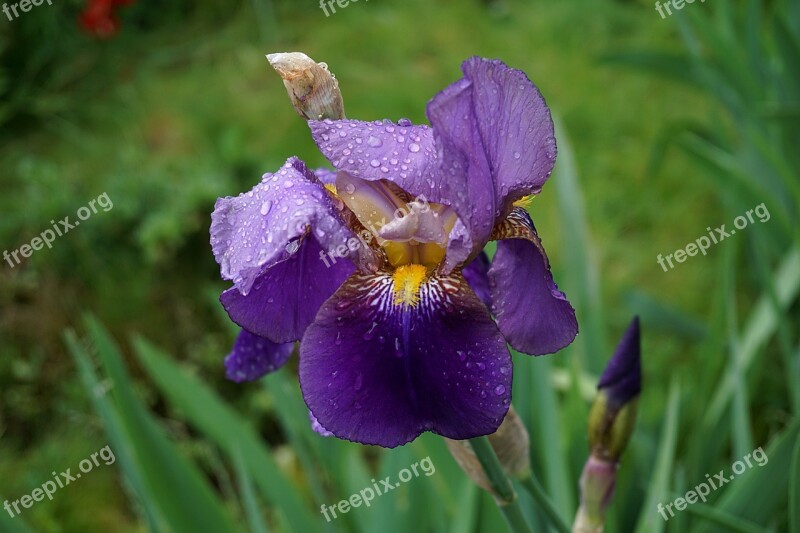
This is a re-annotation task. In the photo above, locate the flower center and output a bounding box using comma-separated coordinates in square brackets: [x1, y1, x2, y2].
[391, 263, 428, 306]
[334, 172, 456, 270]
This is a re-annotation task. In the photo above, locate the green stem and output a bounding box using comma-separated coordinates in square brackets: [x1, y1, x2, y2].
[520, 475, 571, 533]
[468, 436, 533, 533]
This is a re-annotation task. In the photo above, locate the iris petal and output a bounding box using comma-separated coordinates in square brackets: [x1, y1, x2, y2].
[221, 236, 354, 343]
[210, 157, 359, 295]
[309, 118, 439, 202]
[299, 271, 512, 448]
[225, 329, 294, 383]
[426, 57, 557, 271]
[462, 251, 492, 310]
[311, 58, 557, 273]
[489, 208, 578, 355]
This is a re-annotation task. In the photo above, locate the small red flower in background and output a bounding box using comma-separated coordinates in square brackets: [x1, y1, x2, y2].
[79, 0, 134, 39]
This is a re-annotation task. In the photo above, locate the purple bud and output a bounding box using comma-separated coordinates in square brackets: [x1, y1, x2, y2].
[597, 316, 641, 409]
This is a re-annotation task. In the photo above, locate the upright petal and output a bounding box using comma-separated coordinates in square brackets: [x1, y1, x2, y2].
[309, 118, 440, 203]
[210, 157, 358, 294]
[427, 57, 557, 271]
[221, 236, 355, 343]
[488, 208, 578, 355]
[225, 329, 294, 383]
[299, 272, 512, 448]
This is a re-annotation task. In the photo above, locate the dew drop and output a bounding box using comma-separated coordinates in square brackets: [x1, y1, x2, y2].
[367, 136, 383, 147]
[285, 240, 300, 254]
[494, 385, 506, 396]
[260, 201, 272, 215]
[369, 159, 381, 168]
[408, 143, 420, 153]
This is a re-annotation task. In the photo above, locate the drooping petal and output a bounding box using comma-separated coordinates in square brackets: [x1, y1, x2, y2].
[299, 272, 512, 448]
[488, 208, 578, 355]
[462, 251, 492, 310]
[210, 157, 359, 295]
[221, 236, 355, 343]
[309, 411, 334, 437]
[427, 57, 557, 271]
[225, 329, 294, 383]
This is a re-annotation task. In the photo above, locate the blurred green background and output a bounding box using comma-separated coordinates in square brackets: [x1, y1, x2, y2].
[1, 0, 798, 531]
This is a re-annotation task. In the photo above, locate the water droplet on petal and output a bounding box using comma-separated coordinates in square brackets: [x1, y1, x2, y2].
[408, 143, 420, 153]
[367, 136, 383, 147]
[494, 385, 506, 396]
[369, 159, 381, 168]
[260, 201, 272, 215]
[286, 240, 300, 254]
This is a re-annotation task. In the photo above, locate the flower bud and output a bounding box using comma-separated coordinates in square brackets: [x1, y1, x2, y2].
[573, 317, 641, 533]
[588, 316, 641, 461]
[267, 52, 345, 121]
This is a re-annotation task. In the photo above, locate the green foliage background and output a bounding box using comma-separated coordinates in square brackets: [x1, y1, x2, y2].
[0, 0, 798, 531]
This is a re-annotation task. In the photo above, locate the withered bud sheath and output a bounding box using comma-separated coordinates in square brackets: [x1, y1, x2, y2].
[267, 52, 345, 121]
[573, 317, 641, 533]
[445, 406, 530, 503]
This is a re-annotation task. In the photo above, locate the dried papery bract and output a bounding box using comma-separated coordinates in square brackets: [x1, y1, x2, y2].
[445, 406, 530, 503]
[267, 52, 345, 121]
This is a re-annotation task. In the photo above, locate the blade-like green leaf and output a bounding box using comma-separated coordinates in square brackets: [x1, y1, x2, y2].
[233, 447, 269, 533]
[131, 335, 320, 533]
[78, 317, 239, 533]
[635, 379, 681, 533]
[693, 419, 800, 531]
[705, 247, 800, 425]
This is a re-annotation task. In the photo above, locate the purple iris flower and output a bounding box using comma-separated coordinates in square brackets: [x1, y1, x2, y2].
[211, 57, 578, 448]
